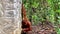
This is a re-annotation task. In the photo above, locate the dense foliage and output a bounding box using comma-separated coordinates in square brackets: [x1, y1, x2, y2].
[23, 0, 60, 34]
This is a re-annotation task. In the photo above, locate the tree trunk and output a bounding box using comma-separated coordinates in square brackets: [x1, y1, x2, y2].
[0, 0, 22, 34]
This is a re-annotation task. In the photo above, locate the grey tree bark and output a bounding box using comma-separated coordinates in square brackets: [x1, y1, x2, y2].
[0, 0, 22, 34]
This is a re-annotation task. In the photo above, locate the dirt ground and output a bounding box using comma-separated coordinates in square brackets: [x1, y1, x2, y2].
[26, 21, 57, 34]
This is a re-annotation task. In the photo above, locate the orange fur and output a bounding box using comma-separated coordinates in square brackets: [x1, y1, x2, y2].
[22, 4, 31, 32]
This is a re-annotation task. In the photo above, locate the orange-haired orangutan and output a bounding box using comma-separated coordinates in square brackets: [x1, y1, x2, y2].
[21, 4, 32, 34]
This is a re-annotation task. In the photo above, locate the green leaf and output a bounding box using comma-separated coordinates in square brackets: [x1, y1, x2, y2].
[24, 3, 29, 8]
[47, 0, 52, 4]
[56, 10, 60, 13]
[57, 29, 60, 34]
[32, 2, 39, 8]
[32, 15, 38, 20]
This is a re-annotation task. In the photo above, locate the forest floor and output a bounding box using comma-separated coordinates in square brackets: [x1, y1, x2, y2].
[27, 21, 57, 34]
